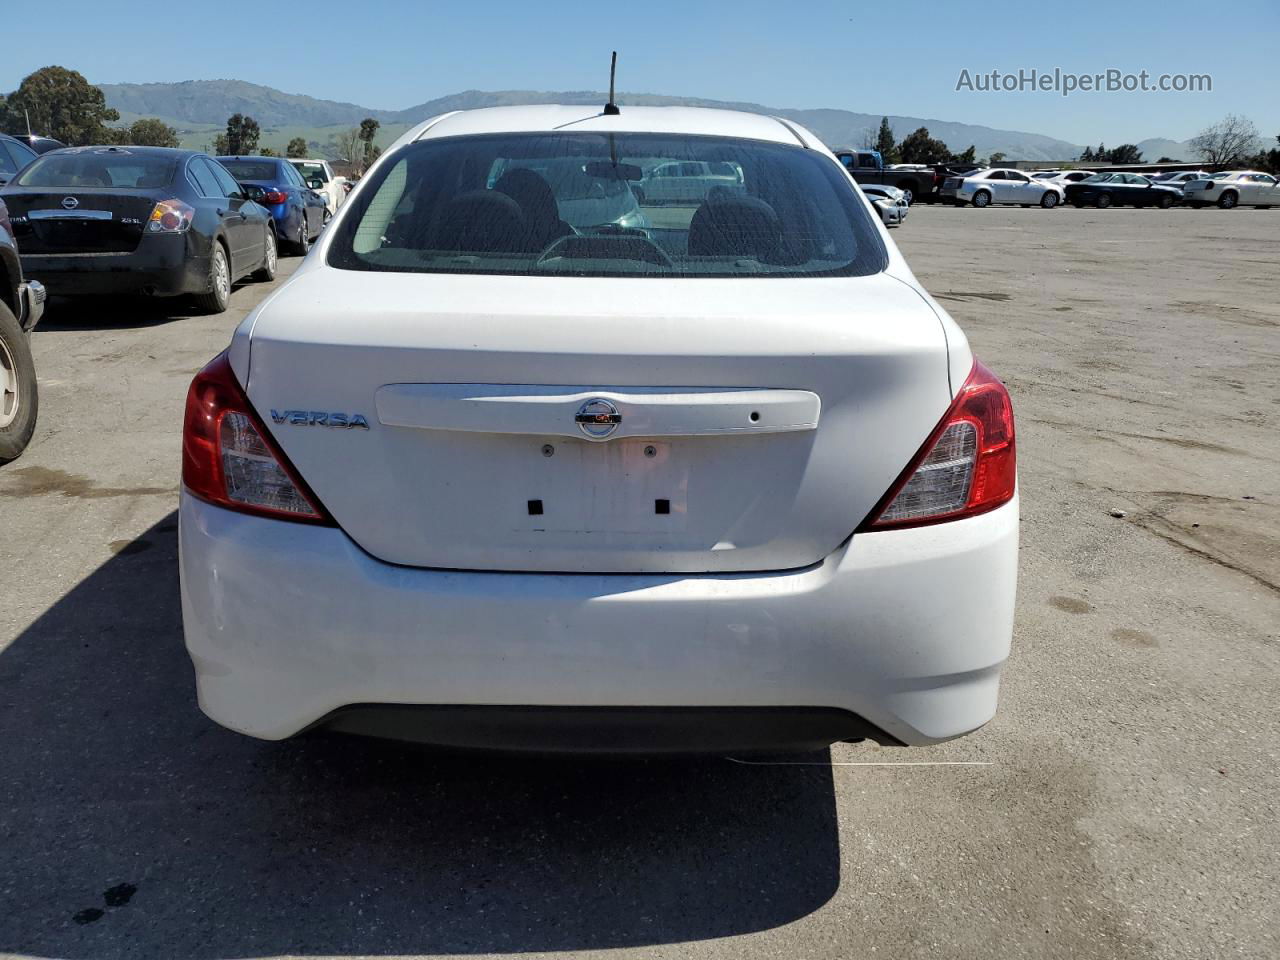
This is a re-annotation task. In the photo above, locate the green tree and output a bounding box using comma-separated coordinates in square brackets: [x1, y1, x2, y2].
[358, 117, 380, 167]
[897, 127, 952, 165]
[952, 145, 977, 167]
[260, 146, 278, 157]
[212, 133, 229, 155]
[1080, 146, 1095, 162]
[120, 117, 178, 147]
[874, 117, 899, 164]
[988, 151, 1006, 166]
[0, 65, 119, 145]
[222, 113, 260, 156]
[286, 136, 308, 158]
[1106, 144, 1143, 164]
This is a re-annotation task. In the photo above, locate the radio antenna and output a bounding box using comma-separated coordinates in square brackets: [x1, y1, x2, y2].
[603, 52, 620, 115]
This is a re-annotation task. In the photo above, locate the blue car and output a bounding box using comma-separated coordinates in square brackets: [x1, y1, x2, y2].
[216, 155, 327, 254]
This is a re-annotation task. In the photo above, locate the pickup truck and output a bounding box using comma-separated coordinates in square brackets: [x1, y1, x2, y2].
[833, 149, 942, 205]
[0, 194, 45, 461]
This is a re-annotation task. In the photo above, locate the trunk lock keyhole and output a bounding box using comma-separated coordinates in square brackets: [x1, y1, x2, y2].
[541, 444, 555, 457]
[644, 445, 657, 458]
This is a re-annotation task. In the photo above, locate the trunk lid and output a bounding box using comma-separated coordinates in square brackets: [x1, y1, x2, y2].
[4, 188, 159, 254]
[244, 269, 952, 573]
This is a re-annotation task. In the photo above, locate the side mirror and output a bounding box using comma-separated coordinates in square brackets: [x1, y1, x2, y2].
[242, 183, 266, 201]
[308, 178, 325, 190]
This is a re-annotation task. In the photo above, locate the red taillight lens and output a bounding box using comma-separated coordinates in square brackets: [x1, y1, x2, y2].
[860, 359, 1016, 530]
[148, 198, 194, 233]
[182, 352, 332, 523]
[261, 190, 288, 205]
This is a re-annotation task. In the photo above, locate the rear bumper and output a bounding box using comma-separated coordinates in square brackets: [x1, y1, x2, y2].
[179, 491, 1019, 749]
[20, 235, 208, 297]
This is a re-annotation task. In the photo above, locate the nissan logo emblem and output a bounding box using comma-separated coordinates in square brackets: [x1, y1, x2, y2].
[574, 398, 622, 440]
[61, 196, 80, 210]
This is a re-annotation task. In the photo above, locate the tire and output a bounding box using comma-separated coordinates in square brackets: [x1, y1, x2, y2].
[1041, 191, 1059, 209]
[322, 208, 332, 228]
[252, 226, 278, 282]
[895, 182, 915, 204]
[292, 214, 312, 255]
[192, 242, 231, 314]
[1157, 194, 1174, 209]
[1217, 191, 1238, 209]
[1096, 193, 1113, 209]
[0, 300, 38, 463]
[971, 189, 991, 208]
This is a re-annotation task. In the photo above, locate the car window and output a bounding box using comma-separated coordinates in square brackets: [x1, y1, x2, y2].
[1007, 172, 1030, 183]
[0, 144, 17, 176]
[985, 171, 1006, 180]
[187, 158, 223, 197]
[14, 149, 177, 187]
[329, 132, 887, 279]
[208, 160, 245, 198]
[293, 161, 326, 182]
[217, 159, 278, 181]
[1258, 175, 1277, 185]
[285, 163, 307, 187]
[2, 139, 36, 173]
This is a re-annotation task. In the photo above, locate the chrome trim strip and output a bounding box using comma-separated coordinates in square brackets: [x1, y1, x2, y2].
[28, 209, 113, 221]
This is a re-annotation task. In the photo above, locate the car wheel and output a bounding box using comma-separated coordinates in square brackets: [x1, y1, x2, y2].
[1217, 191, 1238, 209]
[294, 216, 312, 255]
[193, 242, 231, 314]
[1040, 191, 1059, 209]
[0, 300, 38, 463]
[1096, 193, 1113, 209]
[1158, 194, 1174, 209]
[322, 208, 332, 228]
[253, 226, 278, 282]
[895, 183, 915, 204]
[971, 190, 991, 208]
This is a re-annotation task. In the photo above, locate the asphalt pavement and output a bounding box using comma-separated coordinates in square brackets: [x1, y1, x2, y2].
[1, 206, 1277, 960]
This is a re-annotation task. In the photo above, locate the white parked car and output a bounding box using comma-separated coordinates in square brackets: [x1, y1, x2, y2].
[1032, 170, 1094, 186]
[1149, 170, 1210, 193]
[179, 105, 1019, 753]
[859, 183, 909, 227]
[941, 167, 1065, 208]
[637, 159, 744, 204]
[1183, 170, 1279, 208]
[288, 158, 347, 216]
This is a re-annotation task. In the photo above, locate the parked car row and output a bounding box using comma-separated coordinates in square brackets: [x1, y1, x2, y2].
[938, 166, 1278, 210]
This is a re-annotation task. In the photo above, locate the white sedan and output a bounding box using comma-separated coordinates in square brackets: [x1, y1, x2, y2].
[1183, 170, 1279, 208]
[941, 167, 1065, 208]
[859, 183, 909, 226]
[179, 104, 1018, 753]
[288, 158, 347, 216]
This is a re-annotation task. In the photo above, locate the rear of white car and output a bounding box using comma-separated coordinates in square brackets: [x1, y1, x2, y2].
[179, 106, 1018, 752]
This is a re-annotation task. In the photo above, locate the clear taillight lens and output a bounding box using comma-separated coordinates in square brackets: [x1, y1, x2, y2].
[148, 198, 194, 233]
[182, 352, 331, 523]
[862, 359, 1016, 530]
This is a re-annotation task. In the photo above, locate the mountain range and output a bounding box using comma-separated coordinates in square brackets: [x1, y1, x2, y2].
[98, 79, 1194, 162]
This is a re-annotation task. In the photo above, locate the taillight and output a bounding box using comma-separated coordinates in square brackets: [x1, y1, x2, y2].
[148, 198, 194, 233]
[261, 190, 288, 205]
[182, 352, 332, 523]
[860, 359, 1016, 530]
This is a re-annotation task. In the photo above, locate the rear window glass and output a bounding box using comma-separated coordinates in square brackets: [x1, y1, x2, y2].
[292, 162, 326, 180]
[327, 132, 887, 278]
[217, 160, 279, 181]
[15, 150, 176, 188]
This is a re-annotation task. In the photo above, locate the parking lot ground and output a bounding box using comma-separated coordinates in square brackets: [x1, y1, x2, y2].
[1, 207, 1278, 960]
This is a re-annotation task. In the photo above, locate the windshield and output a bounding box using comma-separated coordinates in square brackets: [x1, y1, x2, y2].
[217, 160, 279, 182]
[1083, 174, 1118, 183]
[328, 132, 887, 278]
[14, 150, 177, 188]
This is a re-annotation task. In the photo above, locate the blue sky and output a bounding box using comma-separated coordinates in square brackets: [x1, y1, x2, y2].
[8, 0, 1276, 145]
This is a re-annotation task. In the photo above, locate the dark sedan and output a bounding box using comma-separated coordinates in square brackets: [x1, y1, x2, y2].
[0, 146, 277, 313]
[216, 155, 327, 254]
[0, 134, 38, 188]
[1064, 172, 1182, 209]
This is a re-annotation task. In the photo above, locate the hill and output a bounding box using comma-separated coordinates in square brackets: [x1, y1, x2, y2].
[99, 78, 1167, 162]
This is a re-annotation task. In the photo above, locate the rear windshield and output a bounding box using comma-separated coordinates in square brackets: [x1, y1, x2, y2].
[292, 161, 326, 180]
[218, 160, 279, 181]
[14, 150, 177, 188]
[327, 132, 887, 278]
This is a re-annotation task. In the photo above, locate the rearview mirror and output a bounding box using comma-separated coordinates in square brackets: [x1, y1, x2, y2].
[583, 161, 644, 181]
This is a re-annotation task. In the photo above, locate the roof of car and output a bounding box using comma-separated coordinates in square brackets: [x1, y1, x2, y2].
[47, 145, 195, 157]
[217, 155, 285, 162]
[415, 105, 809, 146]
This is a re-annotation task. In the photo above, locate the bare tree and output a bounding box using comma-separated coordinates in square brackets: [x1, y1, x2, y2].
[1190, 114, 1260, 170]
[329, 127, 364, 173]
